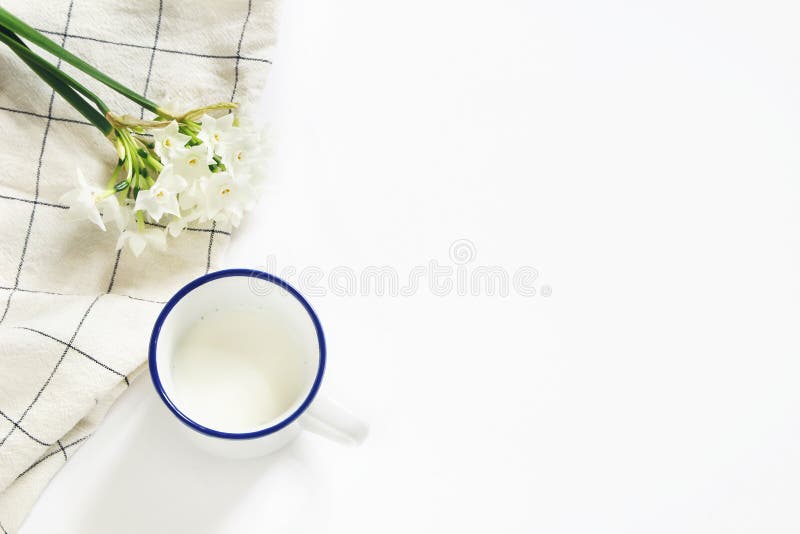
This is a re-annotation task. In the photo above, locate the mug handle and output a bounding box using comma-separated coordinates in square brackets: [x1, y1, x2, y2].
[300, 394, 369, 446]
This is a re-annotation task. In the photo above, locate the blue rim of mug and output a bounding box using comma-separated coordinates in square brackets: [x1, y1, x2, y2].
[148, 268, 326, 440]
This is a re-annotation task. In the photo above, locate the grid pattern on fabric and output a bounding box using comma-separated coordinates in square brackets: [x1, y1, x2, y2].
[0, 1, 276, 531]
[0, 0, 75, 326]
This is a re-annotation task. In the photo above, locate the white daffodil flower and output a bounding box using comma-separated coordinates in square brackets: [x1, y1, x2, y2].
[171, 144, 213, 180]
[164, 210, 201, 237]
[197, 113, 238, 153]
[59, 169, 106, 231]
[116, 225, 167, 257]
[134, 166, 187, 221]
[165, 217, 187, 238]
[152, 120, 191, 160]
[216, 134, 261, 180]
[97, 195, 130, 232]
[57, 105, 267, 256]
[178, 175, 209, 213]
[205, 171, 255, 227]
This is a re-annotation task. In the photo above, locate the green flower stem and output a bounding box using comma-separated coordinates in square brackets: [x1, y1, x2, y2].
[123, 152, 133, 181]
[96, 189, 116, 202]
[142, 151, 163, 173]
[105, 162, 123, 189]
[129, 136, 162, 173]
[0, 28, 109, 114]
[117, 129, 149, 190]
[0, 6, 168, 117]
[183, 120, 202, 134]
[179, 121, 203, 147]
[146, 154, 163, 172]
[0, 28, 112, 135]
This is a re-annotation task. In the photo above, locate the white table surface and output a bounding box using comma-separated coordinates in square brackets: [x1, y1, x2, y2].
[22, 1, 800, 532]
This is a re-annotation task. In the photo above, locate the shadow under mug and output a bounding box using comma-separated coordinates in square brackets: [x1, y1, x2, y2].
[148, 268, 368, 458]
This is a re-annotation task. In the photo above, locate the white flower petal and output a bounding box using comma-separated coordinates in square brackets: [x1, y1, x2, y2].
[62, 169, 107, 231]
[153, 121, 192, 161]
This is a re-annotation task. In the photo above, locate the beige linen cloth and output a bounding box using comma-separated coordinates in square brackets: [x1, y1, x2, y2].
[0, 1, 276, 531]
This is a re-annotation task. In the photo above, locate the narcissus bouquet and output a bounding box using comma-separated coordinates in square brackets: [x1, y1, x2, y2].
[0, 7, 266, 256]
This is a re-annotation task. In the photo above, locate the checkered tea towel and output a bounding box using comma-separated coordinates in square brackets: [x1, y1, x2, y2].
[0, 1, 276, 531]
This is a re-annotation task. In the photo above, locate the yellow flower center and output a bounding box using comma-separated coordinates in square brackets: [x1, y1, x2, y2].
[164, 138, 172, 147]
[155, 190, 165, 199]
[221, 187, 231, 196]
[236, 151, 244, 161]
[188, 157, 198, 166]
[213, 133, 221, 142]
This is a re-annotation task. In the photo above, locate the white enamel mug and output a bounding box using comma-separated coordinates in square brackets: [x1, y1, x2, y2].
[148, 269, 368, 458]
